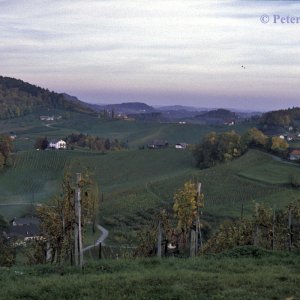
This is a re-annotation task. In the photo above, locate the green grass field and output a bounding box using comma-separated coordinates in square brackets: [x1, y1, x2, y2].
[1, 250, 299, 300]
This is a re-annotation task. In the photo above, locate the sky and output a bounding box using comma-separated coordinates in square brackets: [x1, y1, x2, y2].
[0, 0, 300, 111]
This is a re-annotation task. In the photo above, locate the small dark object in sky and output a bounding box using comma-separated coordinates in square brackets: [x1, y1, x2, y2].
[241, 65, 246, 69]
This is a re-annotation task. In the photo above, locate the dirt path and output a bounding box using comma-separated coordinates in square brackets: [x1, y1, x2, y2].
[83, 224, 109, 252]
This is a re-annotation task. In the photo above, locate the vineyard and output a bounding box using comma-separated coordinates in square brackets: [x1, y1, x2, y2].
[1, 144, 300, 245]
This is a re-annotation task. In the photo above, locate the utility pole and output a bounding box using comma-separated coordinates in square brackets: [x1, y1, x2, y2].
[74, 173, 83, 268]
[196, 183, 203, 254]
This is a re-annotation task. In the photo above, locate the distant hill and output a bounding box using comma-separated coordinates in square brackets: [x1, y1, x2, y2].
[260, 107, 300, 128]
[195, 109, 237, 125]
[0, 76, 93, 119]
[156, 105, 206, 112]
[88, 102, 156, 114]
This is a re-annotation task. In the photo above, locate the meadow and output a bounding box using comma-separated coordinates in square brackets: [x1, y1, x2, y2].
[0, 249, 299, 300]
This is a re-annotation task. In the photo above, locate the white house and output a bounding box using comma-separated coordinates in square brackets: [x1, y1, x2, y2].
[175, 143, 188, 149]
[40, 115, 54, 121]
[49, 139, 66, 150]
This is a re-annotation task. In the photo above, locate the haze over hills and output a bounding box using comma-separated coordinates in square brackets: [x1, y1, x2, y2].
[88, 102, 156, 114]
[0, 75, 294, 124]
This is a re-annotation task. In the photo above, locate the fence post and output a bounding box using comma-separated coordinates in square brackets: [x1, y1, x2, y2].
[190, 229, 196, 257]
[288, 207, 292, 251]
[99, 242, 102, 259]
[157, 221, 162, 258]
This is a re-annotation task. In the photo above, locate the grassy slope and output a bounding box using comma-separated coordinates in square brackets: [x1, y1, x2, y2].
[1, 253, 299, 300]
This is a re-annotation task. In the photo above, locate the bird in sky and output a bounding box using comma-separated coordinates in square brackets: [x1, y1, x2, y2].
[241, 65, 246, 69]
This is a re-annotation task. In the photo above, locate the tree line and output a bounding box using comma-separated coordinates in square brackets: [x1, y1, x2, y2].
[193, 128, 289, 169]
[34, 133, 126, 151]
[260, 107, 300, 128]
[65, 133, 125, 151]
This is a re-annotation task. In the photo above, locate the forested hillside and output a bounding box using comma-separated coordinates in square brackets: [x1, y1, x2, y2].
[0, 76, 92, 119]
[260, 107, 300, 127]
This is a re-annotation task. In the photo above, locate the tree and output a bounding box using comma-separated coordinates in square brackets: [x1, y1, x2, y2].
[104, 138, 111, 150]
[36, 169, 100, 264]
[269, 136, 289, 155]
[241, 128, 268, 150]
[193, 131, 243, 168]
[0, 152, 5, 169]
[34, 137, 49, 150]
[0, 135, 13, 168]
[173, 181, 204, 241]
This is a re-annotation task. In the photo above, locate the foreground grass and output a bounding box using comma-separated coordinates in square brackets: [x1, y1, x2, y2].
[1, 250, 299, 300]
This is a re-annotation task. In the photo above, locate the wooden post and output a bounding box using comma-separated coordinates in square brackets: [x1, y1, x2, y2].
[157, 221, 162, 258]
[197, 183, 203, 254]
[190, 229, 196, 257]
[99, 242, 102, 260]
[74, 184, 79, 266]
[77, 173, 83, 269]
[272, 207, 275, 251]
[254, 224, 259, 246]
[74, 173, 83, 268]
[241, 204, 244, 221]
[288, 207, 292, 252]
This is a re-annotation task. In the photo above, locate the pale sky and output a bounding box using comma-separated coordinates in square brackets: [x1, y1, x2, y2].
[1, 0, 300, 110]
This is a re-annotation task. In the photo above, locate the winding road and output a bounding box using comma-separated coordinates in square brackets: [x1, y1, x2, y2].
[83, 224, 109, 252]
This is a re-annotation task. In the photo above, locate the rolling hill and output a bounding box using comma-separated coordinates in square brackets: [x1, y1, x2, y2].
[0, 76, 93, 120]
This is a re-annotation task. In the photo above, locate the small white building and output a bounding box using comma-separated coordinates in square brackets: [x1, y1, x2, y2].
[175, 143, 188, 149]
[49, 139, 66, 150]
[40, 115, 54, 121]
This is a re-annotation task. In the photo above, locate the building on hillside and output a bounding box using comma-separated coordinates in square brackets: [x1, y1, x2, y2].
[175, 143, 188, 149]
[147, 139, 169, 149]
[8, 216, 41, 242]
[40, 115, 54, 121]
[289, 149, 300, 161]
[49, 139, 66, 150]
[224, 120, 235, 126]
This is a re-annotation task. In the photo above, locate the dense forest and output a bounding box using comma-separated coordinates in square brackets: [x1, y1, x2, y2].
[0, 76, 92, 119]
